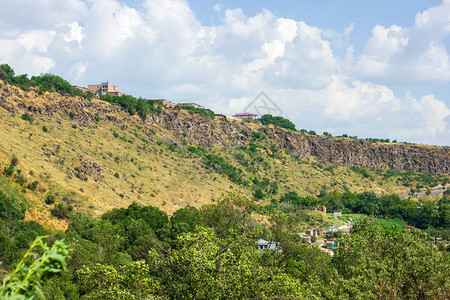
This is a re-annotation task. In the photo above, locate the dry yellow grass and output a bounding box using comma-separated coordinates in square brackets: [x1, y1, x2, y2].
[0, 83, 447, 230]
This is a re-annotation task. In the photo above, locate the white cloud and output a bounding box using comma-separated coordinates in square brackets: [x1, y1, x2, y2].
[18, 30, 56, 53]
[213, 3, 223, 12]
[0, 0, 448, 145]
[0, 30, 56, 75]
[62, 22, 84, 45]
[353, 0, 450, 84]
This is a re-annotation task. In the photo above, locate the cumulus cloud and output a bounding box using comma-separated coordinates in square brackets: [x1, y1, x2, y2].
[353, 0, 450, 84]
[0, 0, 448, 145]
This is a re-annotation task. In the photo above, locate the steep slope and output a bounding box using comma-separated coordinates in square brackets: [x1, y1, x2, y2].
[0, 80, 448, 228]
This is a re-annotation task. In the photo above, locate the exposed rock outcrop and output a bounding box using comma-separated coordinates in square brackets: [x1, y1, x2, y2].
[0, 80, 448, 174]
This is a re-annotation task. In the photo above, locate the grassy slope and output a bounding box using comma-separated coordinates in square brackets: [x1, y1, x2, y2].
[0, 85, 448, 230]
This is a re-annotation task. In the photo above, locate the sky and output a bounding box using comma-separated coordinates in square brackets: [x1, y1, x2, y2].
[0, 0, 449, 146]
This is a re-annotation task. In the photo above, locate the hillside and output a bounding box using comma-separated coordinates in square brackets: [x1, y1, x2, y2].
[0, 79, 449, 229]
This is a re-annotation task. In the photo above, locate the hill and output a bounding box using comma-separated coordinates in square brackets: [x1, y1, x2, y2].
[0, 78, 449, 229]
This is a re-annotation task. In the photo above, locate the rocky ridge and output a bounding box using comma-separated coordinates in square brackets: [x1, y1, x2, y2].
[0, 80, 448, 174]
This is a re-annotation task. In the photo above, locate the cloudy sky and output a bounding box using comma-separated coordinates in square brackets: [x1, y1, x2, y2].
[1, 0, 449, 145]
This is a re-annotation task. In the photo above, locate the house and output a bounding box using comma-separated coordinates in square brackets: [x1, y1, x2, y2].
[333, 210, 342, 217]
[87, 82, 119, 96]
[176, 102, 204, 109]
[234, 112, 257, 121]
[257, 239, 280, 250]
[321, 206, 326, 213]
[72, 85, 99, 98]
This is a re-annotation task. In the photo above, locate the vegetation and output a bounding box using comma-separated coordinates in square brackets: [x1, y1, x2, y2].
[0, 236, 70, 299]
[260, 114, 296, 131]
[177, 105, 215, 118]
[0, 63, 449, 298]
[0, 195, 448, 299]
[0, 64, 93, 100]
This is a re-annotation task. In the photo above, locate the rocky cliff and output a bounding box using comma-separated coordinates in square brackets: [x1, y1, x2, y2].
[1, 80, 448, 174]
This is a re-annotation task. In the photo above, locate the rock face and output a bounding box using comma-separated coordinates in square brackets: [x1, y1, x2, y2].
[148, 109, 449, 174]
[0, 80, 448, 174]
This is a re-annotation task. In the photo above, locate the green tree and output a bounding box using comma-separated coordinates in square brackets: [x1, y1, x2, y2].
[148, 227, 309, 299]
[0, 190, 26, 221]
[0, 64, 15, 83]
[260, 114, 296, 131]
[331, 217, 450, 299]
[78, 261, 160, 299]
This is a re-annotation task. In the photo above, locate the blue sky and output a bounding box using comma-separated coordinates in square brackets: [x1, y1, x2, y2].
[0, 0, 449, 145]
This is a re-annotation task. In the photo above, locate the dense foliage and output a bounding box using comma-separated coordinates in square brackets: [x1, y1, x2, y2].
[100, 94, 163, 119]
[0, 64, 93, 99]
[260, 114, 296, 131]
[177, 105, 215, 118]
[0, 193, 448, 299]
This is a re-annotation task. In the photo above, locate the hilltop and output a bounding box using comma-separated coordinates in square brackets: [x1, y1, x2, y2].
[0, 77, 449, 230]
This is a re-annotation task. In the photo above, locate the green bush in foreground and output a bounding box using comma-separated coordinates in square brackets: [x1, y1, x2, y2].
[0, 236, 70, 299]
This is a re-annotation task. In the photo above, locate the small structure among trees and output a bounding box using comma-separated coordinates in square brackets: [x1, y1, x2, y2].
[234, 112, 257, 121]
[257, 239, 280, 250]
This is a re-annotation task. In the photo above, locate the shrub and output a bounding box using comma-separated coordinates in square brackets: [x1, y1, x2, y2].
[21, 113, 33, 122]
[51, 203, 73, 219]
[260, 114, 296, 131]
[114, 173, 120, 179]
[0, 190, 26, 220]
[42, 126, 48, 132]
[45, 194, 56, 205]
[4, 164, 15, 176]
[15, 173, 27, 186]
[0, 64, 15, 83]
[112, 130, 120, 138]
[10, 156, 18, 167]
[27, 180, 39, 191]
[253, 188, 265, 200]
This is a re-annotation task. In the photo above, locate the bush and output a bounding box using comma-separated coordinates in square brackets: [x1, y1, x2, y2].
[0, 64, 15, 83]
[27, 180, 39, 191]
[260, 114, 296, 131]
[21, 113, 33, 122]
[253, 188, 265, 200]
[45, 194, 56, 205]
[51, 203, 73, 219]
[42, 126, 48, 132]
[177, 105, 215, 118]
[0, 190, 26, 221]
[10, 156, 18, 167]
[4, 164, 15, 176]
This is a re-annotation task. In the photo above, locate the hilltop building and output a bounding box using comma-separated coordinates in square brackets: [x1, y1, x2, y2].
[234, 112, 257, 121]
[87, 82, 125, 97]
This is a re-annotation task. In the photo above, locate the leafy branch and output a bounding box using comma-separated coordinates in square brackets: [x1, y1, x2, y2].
[0, 236, 70, 299]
